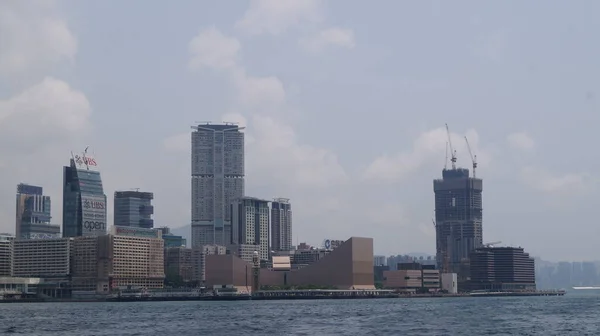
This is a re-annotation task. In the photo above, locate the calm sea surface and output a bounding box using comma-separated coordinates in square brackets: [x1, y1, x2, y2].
[1, 292, 600, 335]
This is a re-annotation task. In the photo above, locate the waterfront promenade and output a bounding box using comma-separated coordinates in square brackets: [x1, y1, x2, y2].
[0, 289, 566, 303]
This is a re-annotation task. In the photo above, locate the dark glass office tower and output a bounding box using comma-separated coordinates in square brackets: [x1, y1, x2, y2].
[62, 151, 107, 237]
[114, 191, 154, 228]
[15, 183, 60, 239]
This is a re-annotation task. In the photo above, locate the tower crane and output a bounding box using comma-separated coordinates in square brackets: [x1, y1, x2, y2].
[464, 136, 478, 178]
[445, 123, 457, 169]
[444, 142, 449, 170]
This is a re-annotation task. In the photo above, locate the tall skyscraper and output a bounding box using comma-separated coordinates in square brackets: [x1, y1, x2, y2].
[63, 150, 107, 237]
[231, 197, 270, 261]
[15, 183, 60, 239]
[191, 123, 245, 248]
[434, 167, 483, 285]
[271, 198, 292, 252]
[114, 191, 154, 228]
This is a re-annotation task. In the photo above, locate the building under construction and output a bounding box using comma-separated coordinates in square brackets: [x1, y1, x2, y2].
[433, 124, 483, 290]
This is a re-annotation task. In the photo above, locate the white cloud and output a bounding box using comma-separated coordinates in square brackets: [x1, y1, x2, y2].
[0, 0, 77, 77]
[188, 26, 241, 71]
[364, 127, 490, 182]
[231, 68, 286, 109]
[507, 131, 535, 151]
[0, 77, 92, 232]
[246, 115, 347, 190]
[162, 132, 190, 153]
[520, 166, 589, 193]
[235, 0, 323, 35]
[0, 77, 91, 150]
[0, 1, 92, 234]
[299, 27, 356, 52]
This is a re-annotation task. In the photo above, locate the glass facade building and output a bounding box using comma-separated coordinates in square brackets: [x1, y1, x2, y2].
[15, 183, 60, 239]
[62, 155, 107, 237]
[114, 191, 154, 228]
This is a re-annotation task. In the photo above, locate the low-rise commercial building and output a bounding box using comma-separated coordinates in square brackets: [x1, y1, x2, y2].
[164, 245, 226, 285]
[441, 273, 458, 294]
[383, 263, 440, 292]
[12, 238, 72, 278]
[0, 234, 13, 277]
[205, 237, 375, 292]
[470, 246, 536, 291]
[71, 226, 165, 293]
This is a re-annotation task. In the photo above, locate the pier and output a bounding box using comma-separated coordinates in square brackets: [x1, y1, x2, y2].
[252, 289, 397, 300]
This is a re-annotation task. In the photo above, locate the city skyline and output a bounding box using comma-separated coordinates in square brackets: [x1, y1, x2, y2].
[0, 1, 598, 260]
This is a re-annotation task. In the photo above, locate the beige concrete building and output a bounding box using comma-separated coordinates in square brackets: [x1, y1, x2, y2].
[0, 234, 13, 277]
[12, 238, 72, 278]
[71, 226, 165, 293]
[383, 268, 441, 292]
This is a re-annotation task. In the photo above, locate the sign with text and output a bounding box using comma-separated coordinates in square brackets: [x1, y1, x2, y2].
[113, 226, 160, 239]
[72, 151, 99, 172]
[81, 194, 107, 236]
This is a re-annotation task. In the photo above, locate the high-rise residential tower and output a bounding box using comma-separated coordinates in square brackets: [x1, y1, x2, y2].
[114, 191, 154, 228]
[231, 197, 270, 261]
[434, 167, 483, 286]
[63, 150, 108, 237]
[15, 183, 60, 239]
[191, 123, 245, 248]
[271, 198, 292, 252]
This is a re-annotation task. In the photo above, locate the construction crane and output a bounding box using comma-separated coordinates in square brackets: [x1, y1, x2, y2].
[444, 142, 449, 169]
[445, 123, 457, 169]
[483, 241, 502, 248]
[464, 136, 478, 178]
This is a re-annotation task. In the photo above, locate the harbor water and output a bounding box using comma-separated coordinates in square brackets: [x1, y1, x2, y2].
[1, 292, 599, 335]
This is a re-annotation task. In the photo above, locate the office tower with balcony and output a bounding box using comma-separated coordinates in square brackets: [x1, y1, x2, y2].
[62, 150, 107, 237]
[114, 191, 154, 228]
[271, 198, 292, 252]
[191, 123, 245, 248]
[15, 183, 60, 239]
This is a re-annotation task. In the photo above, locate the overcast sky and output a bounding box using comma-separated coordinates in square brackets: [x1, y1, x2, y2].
[0, 0, 598, 261]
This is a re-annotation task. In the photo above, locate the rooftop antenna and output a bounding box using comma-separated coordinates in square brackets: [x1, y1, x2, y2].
[445, 123, 457, 169]
[83, 146, 89, 155]
[464, 136, 478, 178]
